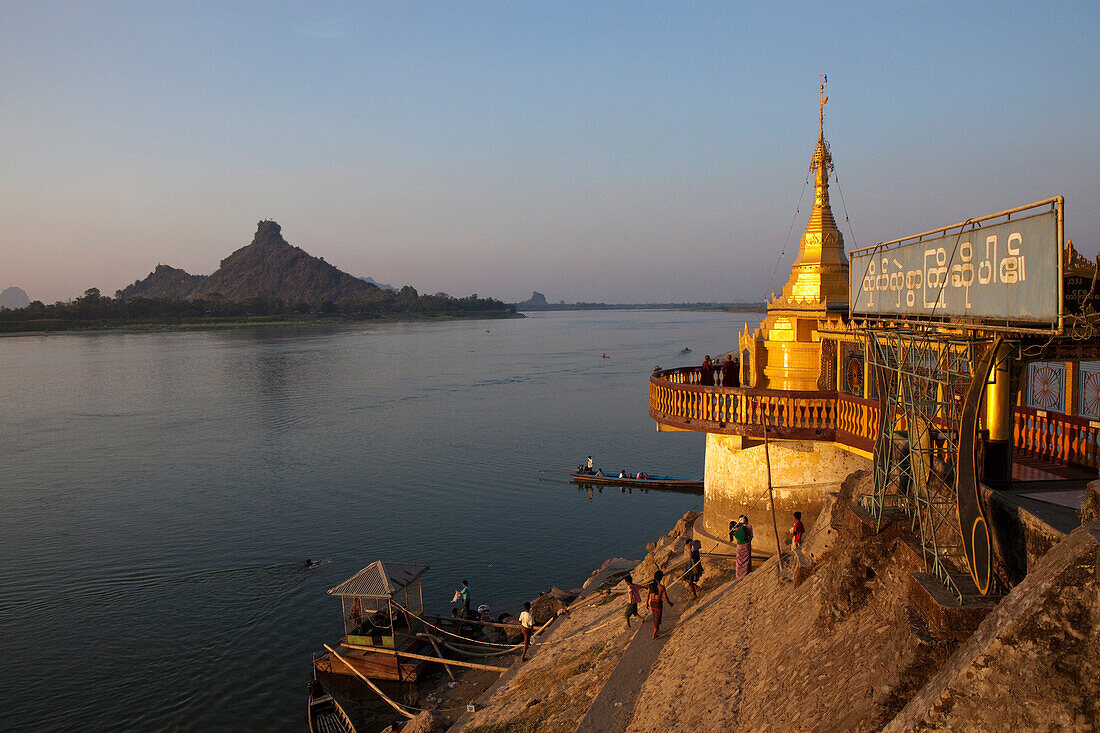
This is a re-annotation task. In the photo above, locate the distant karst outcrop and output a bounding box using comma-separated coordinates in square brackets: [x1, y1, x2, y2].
[0, 286, 30, 309]
[360, 276, 396, 292]
[119, 265, 206, 300]
[518, 291, 548, 308]
[191, 220, 379, 305]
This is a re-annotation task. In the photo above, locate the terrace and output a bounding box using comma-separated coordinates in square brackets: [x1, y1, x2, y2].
[649, 366, 1100, 471]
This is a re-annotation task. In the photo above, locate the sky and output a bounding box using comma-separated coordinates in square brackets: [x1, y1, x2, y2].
[1, 1, 1097, 305]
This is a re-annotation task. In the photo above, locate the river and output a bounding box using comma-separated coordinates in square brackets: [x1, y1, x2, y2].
[0, 309, 761, 731]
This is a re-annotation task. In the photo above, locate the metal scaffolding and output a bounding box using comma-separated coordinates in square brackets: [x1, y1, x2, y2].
[861, 327, 995, 601]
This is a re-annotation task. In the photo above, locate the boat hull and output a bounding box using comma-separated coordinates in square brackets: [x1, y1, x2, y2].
[308, 679, 357, 733]
[570, 473, 702, 491]
[314, 641, 429, 683]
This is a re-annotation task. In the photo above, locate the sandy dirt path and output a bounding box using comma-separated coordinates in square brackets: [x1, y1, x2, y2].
[573, 587, 685, 733]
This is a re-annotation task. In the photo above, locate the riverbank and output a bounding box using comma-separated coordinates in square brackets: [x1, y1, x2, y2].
[0, 309, 522, 335]
[395, 470, 1100, 732]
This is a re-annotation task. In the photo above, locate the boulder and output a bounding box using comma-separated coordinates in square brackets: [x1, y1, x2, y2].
[548, 585, 578, 604]
[529, 592, 568, 624]
[399, 710, 451, 733]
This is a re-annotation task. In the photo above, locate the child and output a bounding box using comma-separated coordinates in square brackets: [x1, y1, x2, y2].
[681, 538, 700, 599]
[624, 574, 644, 628]
[791, 511, 805, 548]
[647, 570, 673, 638]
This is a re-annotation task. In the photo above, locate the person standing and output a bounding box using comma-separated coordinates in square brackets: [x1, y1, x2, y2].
[457, 579, 471, 617]
[700, 355, 715, 386]
[518, 601, 535, 660]
[586, 456, 594, 474]
[791, 512, 805, 549]
[647, 570, 673, 638]
[623, 574, 644, 629]
[681, 538, 699, 599]
[721, 354, 739, 388]
[729, 519, 752, 579]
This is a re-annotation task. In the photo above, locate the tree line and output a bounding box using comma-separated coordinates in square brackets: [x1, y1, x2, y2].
[0, 286, 514, 330]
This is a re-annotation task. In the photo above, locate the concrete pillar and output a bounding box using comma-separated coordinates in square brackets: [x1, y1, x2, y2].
[983, 342, 1014, 482]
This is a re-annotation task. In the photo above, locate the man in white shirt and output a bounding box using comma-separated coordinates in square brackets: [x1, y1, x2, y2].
[519, 601, 535, 661]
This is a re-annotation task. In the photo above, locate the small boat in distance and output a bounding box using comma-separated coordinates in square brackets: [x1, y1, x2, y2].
[680, 347, 692, 354]
[308, 677, 356, 733]
[570, 471, 702, 492]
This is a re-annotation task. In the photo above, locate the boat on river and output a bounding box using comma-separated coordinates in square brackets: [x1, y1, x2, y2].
[570, 472, 703, 491]
[308, 678, 357, 733]
[314, 560, 431, 682]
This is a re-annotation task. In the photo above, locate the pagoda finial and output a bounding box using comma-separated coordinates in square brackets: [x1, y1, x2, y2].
[818, 74, 828, 140]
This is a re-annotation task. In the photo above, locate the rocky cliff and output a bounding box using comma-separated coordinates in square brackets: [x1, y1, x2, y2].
[192, 220, 378, 305]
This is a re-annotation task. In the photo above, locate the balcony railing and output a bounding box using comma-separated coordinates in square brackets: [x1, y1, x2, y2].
[1015, 406, 1100, 471]
[650, 367, 1100, 470]
[649, 366, 878, 450]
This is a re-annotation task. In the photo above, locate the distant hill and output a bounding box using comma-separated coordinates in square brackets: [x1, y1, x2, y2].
[513, 291, 758, 312]
[192, 220, 379, 305]
[0, 220, 515, 331]
[517, 291, 548, 308]
[0, 286, 30, 309]
[119, 265, 206, 299]
[361, 276, 396, 292]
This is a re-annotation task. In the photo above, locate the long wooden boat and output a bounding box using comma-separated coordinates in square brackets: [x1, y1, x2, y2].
[308, 678, 357, 733]
[570, 472, 703, 491]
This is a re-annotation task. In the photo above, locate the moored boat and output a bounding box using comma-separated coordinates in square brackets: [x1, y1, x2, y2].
[314, 560, 431, 683]
[308, 678, 357, 733]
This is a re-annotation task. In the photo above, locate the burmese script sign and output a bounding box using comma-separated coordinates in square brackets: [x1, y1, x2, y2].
[850, 210, 1059, 324]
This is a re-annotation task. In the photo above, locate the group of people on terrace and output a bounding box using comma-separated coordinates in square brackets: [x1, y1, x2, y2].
[699, 353, 740, 388]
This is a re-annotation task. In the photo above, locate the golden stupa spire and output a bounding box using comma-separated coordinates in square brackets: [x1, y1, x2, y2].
[779, 75, 848, 306]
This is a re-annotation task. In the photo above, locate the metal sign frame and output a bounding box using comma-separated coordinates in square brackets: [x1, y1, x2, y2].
[849, 197, 1064, 335]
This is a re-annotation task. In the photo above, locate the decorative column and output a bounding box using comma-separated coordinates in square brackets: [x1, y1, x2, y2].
[983, 342, 1015, 481]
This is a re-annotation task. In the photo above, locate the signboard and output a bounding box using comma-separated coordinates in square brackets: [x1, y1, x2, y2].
[850, 210, 1059, 324]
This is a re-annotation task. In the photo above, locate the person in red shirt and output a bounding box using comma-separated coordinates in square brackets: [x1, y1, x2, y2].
[791, 511, 805, 548]
[700, 355, 715, 386]
[720, 354, 739, 387]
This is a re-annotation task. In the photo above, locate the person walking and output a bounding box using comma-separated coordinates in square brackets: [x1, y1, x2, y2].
[647, 570, 673, 638]
[623, 574, 644, 629]
[518, 601, 535, 660]
[791, 512, 805, 549]
[681, 538, 700, 599]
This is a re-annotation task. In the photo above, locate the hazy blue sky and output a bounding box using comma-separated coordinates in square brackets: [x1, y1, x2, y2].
[2, 1, 1097, 305]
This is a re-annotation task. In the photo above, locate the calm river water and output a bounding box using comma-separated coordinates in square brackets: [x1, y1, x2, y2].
[0, 309, 761, 731]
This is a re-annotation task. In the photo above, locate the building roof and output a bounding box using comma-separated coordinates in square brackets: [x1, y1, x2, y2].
[327, 560, 429, 598]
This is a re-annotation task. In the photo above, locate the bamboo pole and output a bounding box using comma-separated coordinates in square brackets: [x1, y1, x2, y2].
[322, 644, 415, 719]
[763, 416, 784, 571]
[422, 613, 518, 630]
[426, 636, 456, 681]
[341, 643, 509, 672]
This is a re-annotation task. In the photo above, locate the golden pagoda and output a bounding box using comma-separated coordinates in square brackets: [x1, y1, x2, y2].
[740, 77, 849, 391]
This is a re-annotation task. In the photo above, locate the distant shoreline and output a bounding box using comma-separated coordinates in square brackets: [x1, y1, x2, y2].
[514, 303, 763, 313]
[0, 309, 522, 336]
